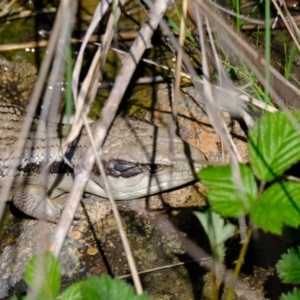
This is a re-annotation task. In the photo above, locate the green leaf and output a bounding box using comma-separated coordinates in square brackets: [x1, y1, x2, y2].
[24, 252, 60, 299]
[248, 110, 300, 181]
[198, 164, 257, 217]
[194, 210, 236, 262]
[277, 247, 300, 284]
[60, 282, 82, 300]
[251, 182, 300, 234]
[61, 275, 150, 300]
[280, 288, 300, 300]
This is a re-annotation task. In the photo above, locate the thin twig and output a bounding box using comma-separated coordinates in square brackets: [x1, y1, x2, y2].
[0, 0, 73, 222]
[0, 0, 16, 17]
[0, 7, 56, 21]
[0, 31, 139, 52]
[170, 0, 188, 161]
[271, 0, 300, 53]
[82, 115, 143, 294]
[198, 12, 242, 162]
[61, 0, 117, 151]
[118, 257, 212, 279]
[72, 0, 111, 106]
[61, 0, 143, 293]
[37, 0, 77, 172]
[49, 0, 171, 294]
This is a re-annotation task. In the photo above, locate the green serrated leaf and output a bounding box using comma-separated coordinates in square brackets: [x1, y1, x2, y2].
[198, 164, 257, 217]
[24, 252, 60, 299]
[280, 288, 300, 300]
[60, 282, 82, 300]
[277, 247, 300, 284]
[62, 275, 150, 300]
[248, 110, 300, 181]
[251, 182, 300, 234]
[194, 210, 236, 261]
[84, 275, 150, 300]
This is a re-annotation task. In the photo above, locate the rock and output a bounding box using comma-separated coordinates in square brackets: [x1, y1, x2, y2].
[0, 55, 37, 106]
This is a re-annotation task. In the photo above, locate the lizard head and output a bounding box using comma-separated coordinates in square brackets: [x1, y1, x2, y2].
[88, 117, 206, 200]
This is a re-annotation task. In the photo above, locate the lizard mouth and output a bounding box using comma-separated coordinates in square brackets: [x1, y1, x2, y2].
[15, 160, 165, 180]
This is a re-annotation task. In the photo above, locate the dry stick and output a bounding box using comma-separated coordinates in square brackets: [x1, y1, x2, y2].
[118, 257, 212, 279]
[205, 26, 225, 163]
[156, 14, 261, 297]
[271, 0, 300, 52]
[2, 2, 75, 294]
[62, 0, 112, 149]
[209, 1, 300, 31]
[282, 4, 300, 39]
[206, 17, 252, 154]
[198, 12, 242, 162]
[50, 0, 171, 294]
[170, 0, 187, 160]
[72, 0, 111, 106]
[210, 2, 265, 26]
[81, 116, 145, 293]
[37, 0, 77, 172]
[241, 15, 300, 31]
[85, 0, 127, 112]
[29, 0, 77, 280]
[0, 32, 139, 52]
[63, 3, 144, 292]
[0, 0, 71, 222]
[0, 0, 16, 18]
[58, 0, 122, 249]
[199, 0, 253, 261]
[204, 13, 253, 129]
[197, 11, 243, 298]
[62, 0, 124, 166]
[0, 39, 50, 51]
[0, 7, 57, 21]
[205, 16, 223, 86]
[99, 0, 121, 72]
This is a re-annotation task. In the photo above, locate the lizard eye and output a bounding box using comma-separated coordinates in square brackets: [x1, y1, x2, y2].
[102, 160, 164, 178]
[146, 164, 163, 173]
[104, 160, 143, 178]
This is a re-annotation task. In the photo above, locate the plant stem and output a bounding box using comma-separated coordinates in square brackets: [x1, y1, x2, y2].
[226, 228, 252, 300]
[264, 0, 271, 103]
